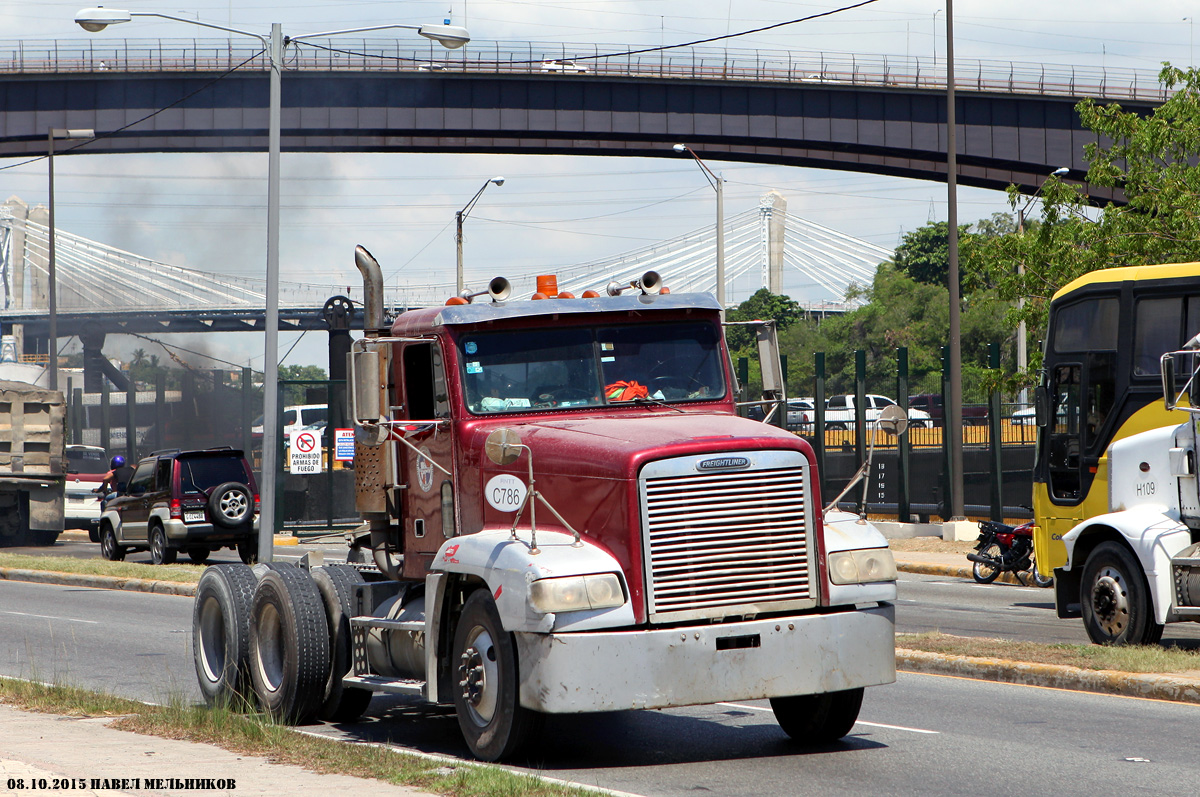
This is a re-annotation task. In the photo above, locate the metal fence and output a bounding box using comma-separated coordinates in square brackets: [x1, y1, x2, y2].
[741, 343, 1036, 522]
[0, 37, 1175, 103]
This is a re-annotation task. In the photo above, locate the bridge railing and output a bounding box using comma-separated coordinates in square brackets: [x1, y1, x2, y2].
[0, 38, 1174, 103]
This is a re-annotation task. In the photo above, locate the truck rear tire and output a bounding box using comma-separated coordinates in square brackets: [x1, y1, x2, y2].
[452, 589, 542, 761]
[193, 564, 258, 707]
[1081, 542, 1164, 646]
[770, 687, 864, 744]
[311, 564, 373, 722]
[249, 567, 330, 724]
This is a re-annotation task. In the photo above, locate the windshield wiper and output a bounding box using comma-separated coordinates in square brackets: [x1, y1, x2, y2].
[631, 395, 685, 413]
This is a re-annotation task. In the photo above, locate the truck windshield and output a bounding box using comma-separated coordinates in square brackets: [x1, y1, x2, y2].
[460, 321, 726, 414]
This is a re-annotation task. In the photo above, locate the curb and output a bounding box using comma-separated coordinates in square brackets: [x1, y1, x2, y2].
[897, 648, 1200, 704]
[0, 566, 196, 596]
[6, 565, 1196, 705]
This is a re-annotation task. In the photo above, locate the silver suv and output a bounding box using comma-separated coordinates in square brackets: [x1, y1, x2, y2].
[98, 448, 259, 565]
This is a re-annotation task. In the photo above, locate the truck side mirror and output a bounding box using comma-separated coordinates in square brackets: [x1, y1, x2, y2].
[755, 321, 784, 397]
[349, 345, 389, 445]
[1162, 353, 1180, 410]
[1034, 385, 1049, 427]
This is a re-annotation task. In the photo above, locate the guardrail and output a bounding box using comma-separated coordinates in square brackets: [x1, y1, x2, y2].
[0, 38, 1174, 103]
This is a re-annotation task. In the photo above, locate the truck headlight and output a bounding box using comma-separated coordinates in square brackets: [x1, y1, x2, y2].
[529, 574, 625, 613]
[827, 548, 897, 585]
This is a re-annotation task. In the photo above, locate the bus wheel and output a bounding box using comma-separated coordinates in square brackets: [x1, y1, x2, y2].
[452, 590, 542, 761]
[1081, 542, 1163, 646]
[249, 567, 330, 723]
[771, 687, 864, 744]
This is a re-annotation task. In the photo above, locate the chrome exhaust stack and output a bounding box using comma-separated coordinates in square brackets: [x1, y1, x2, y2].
[354, 245, 385, 334]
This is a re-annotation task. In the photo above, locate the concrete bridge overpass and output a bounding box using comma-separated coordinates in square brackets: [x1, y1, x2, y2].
[0, 39, 1168, 199]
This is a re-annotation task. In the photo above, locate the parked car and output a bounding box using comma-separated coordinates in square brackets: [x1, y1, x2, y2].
[1011, 407, 1036, 425]
[252, 403, 327, 441]
[98, 447, 259, 565]
[65, 444, 108, 538]
[908, 393, 989, 426]
[824, 394, 931, 430]
[786, 398, 816, 431]
[745, 398, 814, 431]
[541, 59, 588, 73]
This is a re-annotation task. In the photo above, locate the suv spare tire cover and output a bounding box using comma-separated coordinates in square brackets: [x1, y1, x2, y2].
[209, 482, 253, 528]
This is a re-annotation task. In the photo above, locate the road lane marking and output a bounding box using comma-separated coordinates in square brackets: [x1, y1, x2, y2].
[716, 702, 939, 734]
[0, 610, 98, 624]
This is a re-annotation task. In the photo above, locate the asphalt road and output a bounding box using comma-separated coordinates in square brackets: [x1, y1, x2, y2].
[897, 570, 1200, 648]
[3, 579, 1199, 796]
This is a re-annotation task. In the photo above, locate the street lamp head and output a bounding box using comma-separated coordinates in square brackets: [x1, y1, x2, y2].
[672, 143, 687, 153]
[75, 6, 131, 32]
[490, 176, 505, 186]
[418, 24, 470, 49]
[1052, 166, 1070, 177]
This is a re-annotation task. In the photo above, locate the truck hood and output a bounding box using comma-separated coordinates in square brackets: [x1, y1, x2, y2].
[464, 411, 810, 481]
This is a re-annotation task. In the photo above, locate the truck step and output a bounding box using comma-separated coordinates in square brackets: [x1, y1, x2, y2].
[342, 674, 426, 696]
[350, 616, 425, 633]
[1172, 557, 1200, 568]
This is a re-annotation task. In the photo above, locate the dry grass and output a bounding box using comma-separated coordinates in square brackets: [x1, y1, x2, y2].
[0, 551, 203, 583]
[898, 632, 1200, 678]
[886, 536, 980, 555]
[0, 679, 593, 797]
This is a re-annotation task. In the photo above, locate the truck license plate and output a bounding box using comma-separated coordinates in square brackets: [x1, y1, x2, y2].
[184, 511, 205, 523]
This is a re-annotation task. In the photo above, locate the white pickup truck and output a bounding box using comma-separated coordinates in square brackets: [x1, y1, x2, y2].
[823, 394, 931, 430]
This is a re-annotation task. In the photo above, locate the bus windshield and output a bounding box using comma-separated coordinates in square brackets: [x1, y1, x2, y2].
[459, 321, 726, 413]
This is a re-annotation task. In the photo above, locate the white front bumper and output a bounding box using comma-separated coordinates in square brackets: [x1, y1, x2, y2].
[515, 603, 895, 713]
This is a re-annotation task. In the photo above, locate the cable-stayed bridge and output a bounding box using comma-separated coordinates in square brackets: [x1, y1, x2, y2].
[0, 191, 889, 340]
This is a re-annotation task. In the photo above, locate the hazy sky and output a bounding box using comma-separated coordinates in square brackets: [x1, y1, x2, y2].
[2, 1, 1194, 370]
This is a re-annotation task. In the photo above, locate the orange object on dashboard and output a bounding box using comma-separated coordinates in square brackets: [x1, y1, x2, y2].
[605, 380, 649, 401]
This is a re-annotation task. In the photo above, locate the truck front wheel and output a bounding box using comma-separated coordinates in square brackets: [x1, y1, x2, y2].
[1081, 542, 1163, 646]
[770, 687, 864, 744]
[452, 590, 542, 761]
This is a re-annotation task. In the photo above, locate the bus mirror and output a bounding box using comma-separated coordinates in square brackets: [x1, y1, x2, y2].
[1034, 386, 1050, 427]
[1162, 353, 1180, 410]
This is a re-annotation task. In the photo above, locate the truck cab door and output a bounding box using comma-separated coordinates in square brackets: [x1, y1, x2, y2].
[397, 341, 455, 578]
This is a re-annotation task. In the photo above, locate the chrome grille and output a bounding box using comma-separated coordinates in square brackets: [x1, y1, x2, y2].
[641, 452, 815, 623]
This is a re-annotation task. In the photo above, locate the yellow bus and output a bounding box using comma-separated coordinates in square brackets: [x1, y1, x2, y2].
[1033, 261, 1200, 573]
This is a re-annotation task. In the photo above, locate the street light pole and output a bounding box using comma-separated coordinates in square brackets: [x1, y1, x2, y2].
[672, 143, 725, 308]
[945, 0, 965, 521]
[1015, 166, 1069, 408]
[47, 127, 95, 392]
[455, 176, 505, 295]
[76, 7, 469, 561]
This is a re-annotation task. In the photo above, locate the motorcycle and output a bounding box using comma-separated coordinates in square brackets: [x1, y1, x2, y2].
[966, 520, 1054, 587]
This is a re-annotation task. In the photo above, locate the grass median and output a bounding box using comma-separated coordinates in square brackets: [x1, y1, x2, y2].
[0, 551, 203, 583]
[898, 631, 1200, 679]
[0, 678, 594, 797]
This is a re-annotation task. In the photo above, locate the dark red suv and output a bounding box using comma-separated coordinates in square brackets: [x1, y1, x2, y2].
[98, 448, 260, 565]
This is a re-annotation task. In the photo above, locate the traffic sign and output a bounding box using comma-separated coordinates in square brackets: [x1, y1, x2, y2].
[335, 428, 355, 461]
[290, 430, 322, 474]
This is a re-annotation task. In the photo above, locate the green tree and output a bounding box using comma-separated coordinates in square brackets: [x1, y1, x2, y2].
[967, 64, 1200, 375]
[724, 288, 804, 351]
[279, 364, 328, 406]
